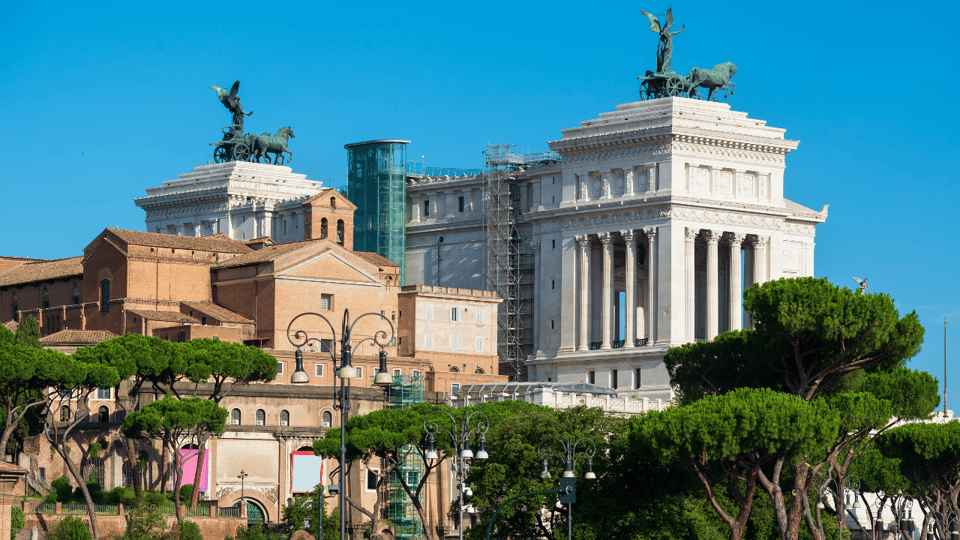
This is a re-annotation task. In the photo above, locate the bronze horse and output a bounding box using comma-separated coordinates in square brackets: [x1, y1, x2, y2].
[684, 62, 737, 101]
[253, 126, 295, 165]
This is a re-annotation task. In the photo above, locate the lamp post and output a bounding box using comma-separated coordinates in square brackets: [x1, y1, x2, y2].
[537, 437, 597, 540]
[816, 474, 861, 540]
[892, 495, 915, 540]
[238, 470, 248, 518]
[423, 410, 490, 540]
[287, 309, 395, 540]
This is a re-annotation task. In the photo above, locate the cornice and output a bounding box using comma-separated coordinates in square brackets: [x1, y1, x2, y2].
[549, 124, 798, 155]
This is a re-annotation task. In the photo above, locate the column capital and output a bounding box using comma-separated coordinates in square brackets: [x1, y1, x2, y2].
[599, 232, 614, 245]
[575, 234, 590, 247]
[727, 233, 746, 246]
[643, 226, 658, 240]
[685, 227, 699, 241]
[752, 236, 769, 249]
[620, 229, 637, 243]
[705, 230, 723, 244]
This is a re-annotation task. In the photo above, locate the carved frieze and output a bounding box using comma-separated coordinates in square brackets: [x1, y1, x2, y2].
[559, 204, 812, 234]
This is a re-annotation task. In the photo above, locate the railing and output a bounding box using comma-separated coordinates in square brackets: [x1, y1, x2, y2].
[612, 340, 625, 349]
[218, 507, 241, 517]
[35, 503, 56, 514]
[93, 504, 118, 515]
[60, 504, 87, 515]
[635, 338, 649, 347]
[589, 342, 601, 350]
[590, 339, 649, 350]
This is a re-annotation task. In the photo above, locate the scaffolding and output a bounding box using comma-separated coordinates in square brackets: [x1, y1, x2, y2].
[387, 374, 425, 540]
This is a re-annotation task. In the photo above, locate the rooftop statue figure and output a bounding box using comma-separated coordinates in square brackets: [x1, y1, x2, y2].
[640, 7, 684, 73]
[210, 80, 253, 134]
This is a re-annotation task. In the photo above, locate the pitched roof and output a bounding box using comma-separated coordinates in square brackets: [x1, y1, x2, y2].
[212, 238, 329, 269]
[39, 329, 119, 345]
[105, 229, 252, 254]
[784, 199, 827, 219]
[355, 252, 399, 268]
[0, 257, 83, 287]
[180, 302, 254, 324]
[127, 309, 200, 324]
[4, 321, 17, 333]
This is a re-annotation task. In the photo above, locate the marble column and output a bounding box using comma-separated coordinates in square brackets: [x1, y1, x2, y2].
[576, 235, 590, 351]
[622, 230, 638, 348]
[644, 227, 658, 343]
[531, 241, 542, 355]
[600, 232, 614, 349]
[728, 234, 744, 332]
[411, 195, 422, 222]
[706, 230, 722, 340]
[685, 228, 698, 342]
[753, 236, 769, 285]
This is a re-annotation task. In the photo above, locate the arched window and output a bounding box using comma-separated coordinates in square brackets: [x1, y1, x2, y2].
[475, 368, 484, 374]
[336, 220, 345, 246]
[255, 409, 265, 426]
[59, 406, 71, 422]
[330, 196, 337, 209]
[320, 218, 328, 239]
[231, 409, 241, 425]
[97, 406, 109, 423]
[72, 285, 80, 305]
[84, 457, 105, 487]
[450, 366, 459, 373]
[322, 411, 332, 428]
[42, 289, 49, 309]
[279, 410, 290, 426]
[100, 281, 110, 313]
[11, 295, 18, 321]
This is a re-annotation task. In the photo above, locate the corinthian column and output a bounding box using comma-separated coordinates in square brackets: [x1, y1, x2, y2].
[576, 235, 590, 351]
[531, 241, 542, 355]
[685, 227, 698, 342]
[599, 232, 614, 349]
[753, 236, 769, 285]
[728, 234, 744, 332]
[622, 230, 638, 347]
[644, 227, 658, 343]
[706, 231, 722, 340]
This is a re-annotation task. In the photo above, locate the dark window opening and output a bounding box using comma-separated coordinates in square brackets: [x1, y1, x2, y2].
[336, 220, 345, 246]
[320, 218, 328, 239]
[458, 196, 465, 212]
[424, 200, 430, 217]
[100, 281, 110, 313]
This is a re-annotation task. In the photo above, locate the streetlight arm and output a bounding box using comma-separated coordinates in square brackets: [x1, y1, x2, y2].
[286, 311, 339, 362]
[343, 311, 396, 349]
[484, 486, 571, 540]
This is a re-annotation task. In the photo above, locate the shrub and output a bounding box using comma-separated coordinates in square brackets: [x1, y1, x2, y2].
[47, 516, 92, 540]
[50, 477, 72, 503]
[178, 484, 194, 505]
[170, 520, 202, 540]
[11, 507, 25, 539]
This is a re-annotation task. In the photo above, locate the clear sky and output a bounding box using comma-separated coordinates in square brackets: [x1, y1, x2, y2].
[3, 1, 959, 407]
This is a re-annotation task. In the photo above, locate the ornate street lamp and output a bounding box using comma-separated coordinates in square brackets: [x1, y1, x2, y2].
[238, 470, 248, 519]
[423, 410, 490, 540]
[537, 437, 597, 540]
[287, 308, 395, 540]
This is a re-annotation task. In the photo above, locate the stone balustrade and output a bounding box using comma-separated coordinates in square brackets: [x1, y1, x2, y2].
[447, 386, 671, 416]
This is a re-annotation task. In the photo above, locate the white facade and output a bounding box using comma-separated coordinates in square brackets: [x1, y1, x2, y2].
[134, 161, 325, 243]
[405, 98, 827, 399]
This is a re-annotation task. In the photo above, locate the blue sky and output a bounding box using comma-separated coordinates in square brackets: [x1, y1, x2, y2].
[3, 1, 959, 406]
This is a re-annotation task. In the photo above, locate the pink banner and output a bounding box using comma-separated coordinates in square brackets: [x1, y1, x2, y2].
[177, 449, 209, 492]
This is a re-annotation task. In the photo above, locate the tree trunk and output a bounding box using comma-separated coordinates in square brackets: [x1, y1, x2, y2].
[160, 438, 169, 495]
[189, 434, 207, 509]
[122, 436, 142, 497]
[56, 445, 101, 539]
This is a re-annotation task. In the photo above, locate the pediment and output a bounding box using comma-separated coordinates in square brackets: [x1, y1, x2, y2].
[278, 250, 379, 284]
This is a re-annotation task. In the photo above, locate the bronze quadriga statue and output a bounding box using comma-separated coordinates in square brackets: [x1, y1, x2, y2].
[208, 81, 295, 165]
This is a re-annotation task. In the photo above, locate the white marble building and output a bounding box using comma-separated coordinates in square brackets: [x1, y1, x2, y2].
[135, 161, 326, 243]
[405, 98, 827, 399]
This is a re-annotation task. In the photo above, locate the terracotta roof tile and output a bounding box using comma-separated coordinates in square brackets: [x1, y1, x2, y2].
[4, 321, 17, 333]
[40, 330, 119, 345]
[355, 252, 399, 268]
[180, 302, 254, 324]
[105, 229, 252, 254]
[212, 238, 329, 269]
[0, 257, 83, 287]
[127, 309, 200, 324]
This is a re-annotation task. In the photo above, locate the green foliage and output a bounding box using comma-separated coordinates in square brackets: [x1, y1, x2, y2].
[0, 325, 14, 345]
[123, 397, 228, 442]
[13, 317, 41, 349]
[169, 520, 203, 540]
[51, 476, 73, 503]
[121, 493, 170, 540]
[179, 484, 193, 505]
[230, 524, 280, 540]
[11, 506, 25, 536]
[47, 516, 92, 540]
[280, 483, 324, 538]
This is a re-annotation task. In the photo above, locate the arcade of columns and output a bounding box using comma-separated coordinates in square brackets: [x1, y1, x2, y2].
[572, 227, 769, 350]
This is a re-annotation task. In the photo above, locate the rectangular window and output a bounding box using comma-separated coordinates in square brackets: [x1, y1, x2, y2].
[367, 470, 378, 491]
[451, 383, 460, 395]
[319, 339, 332, 353]
[476, 309, 484, 324]
[320, 294, 333, 311]
[96, 388, 111, 400]
[552, 239, 556, 249]
[425, 333, 433, 349]
[425, 305, 434, 321]
[201, 317, 207, 325]
[588, 370, 595, 385]
[177, 332, 186, 343]
[551, 319, 555, 330]
[450, 307, 458, 322]
[277, 362, 284, 375]
[424, 200, 430, 217]
[355, 366, 363, 379]
[412, 369, 421, 378]
[635, 367, 642, 389]
[458, 196, 465, 212]
[393, 368, 402, 376]
[611, 369, 618, 389]
[551, 279, 555, 290]
[475, 336, 484, 353]
[450, 335, 459, 350]
[315, 364, 324, 377]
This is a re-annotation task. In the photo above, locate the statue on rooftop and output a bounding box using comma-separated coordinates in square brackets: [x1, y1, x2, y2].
[210, 81, 253, 134]
[640, 7, 684, 73]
